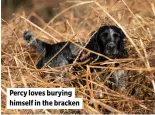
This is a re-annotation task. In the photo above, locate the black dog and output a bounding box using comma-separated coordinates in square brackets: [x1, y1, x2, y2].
[23, 25, 128, 89]
[23, 26, 128, 68]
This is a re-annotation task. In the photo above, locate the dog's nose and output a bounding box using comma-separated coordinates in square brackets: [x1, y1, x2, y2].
[107, 42, 115, 50]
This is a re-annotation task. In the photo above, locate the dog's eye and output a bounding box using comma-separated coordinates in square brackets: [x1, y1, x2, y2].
[101, 32, 108, 38]
[113, 33, 120, 38]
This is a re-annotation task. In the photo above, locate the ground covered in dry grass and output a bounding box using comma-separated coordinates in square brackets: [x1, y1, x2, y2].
[1, 0, 155, 114]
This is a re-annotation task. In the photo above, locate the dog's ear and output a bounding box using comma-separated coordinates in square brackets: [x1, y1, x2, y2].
[117, 27, 128, 58]
[86, 30, 100, 52]
[81, 30, 101, 62]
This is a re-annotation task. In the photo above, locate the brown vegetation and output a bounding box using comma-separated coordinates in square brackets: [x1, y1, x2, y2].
[1, 0, 155, 114]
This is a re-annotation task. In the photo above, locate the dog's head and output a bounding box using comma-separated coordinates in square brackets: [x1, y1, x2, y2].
[95, 26, 126, 58]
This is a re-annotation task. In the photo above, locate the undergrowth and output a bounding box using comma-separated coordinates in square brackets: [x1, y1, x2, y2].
[1, 0, 155, 114]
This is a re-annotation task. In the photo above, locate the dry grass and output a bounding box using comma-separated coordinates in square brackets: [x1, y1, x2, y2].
[1, 0, 155, 114]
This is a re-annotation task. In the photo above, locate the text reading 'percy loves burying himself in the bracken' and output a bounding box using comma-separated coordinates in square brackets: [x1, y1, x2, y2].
[7, 88, 83, 109]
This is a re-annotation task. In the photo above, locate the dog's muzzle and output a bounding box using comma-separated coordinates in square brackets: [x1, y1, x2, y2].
[106, 42, 118, 56]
